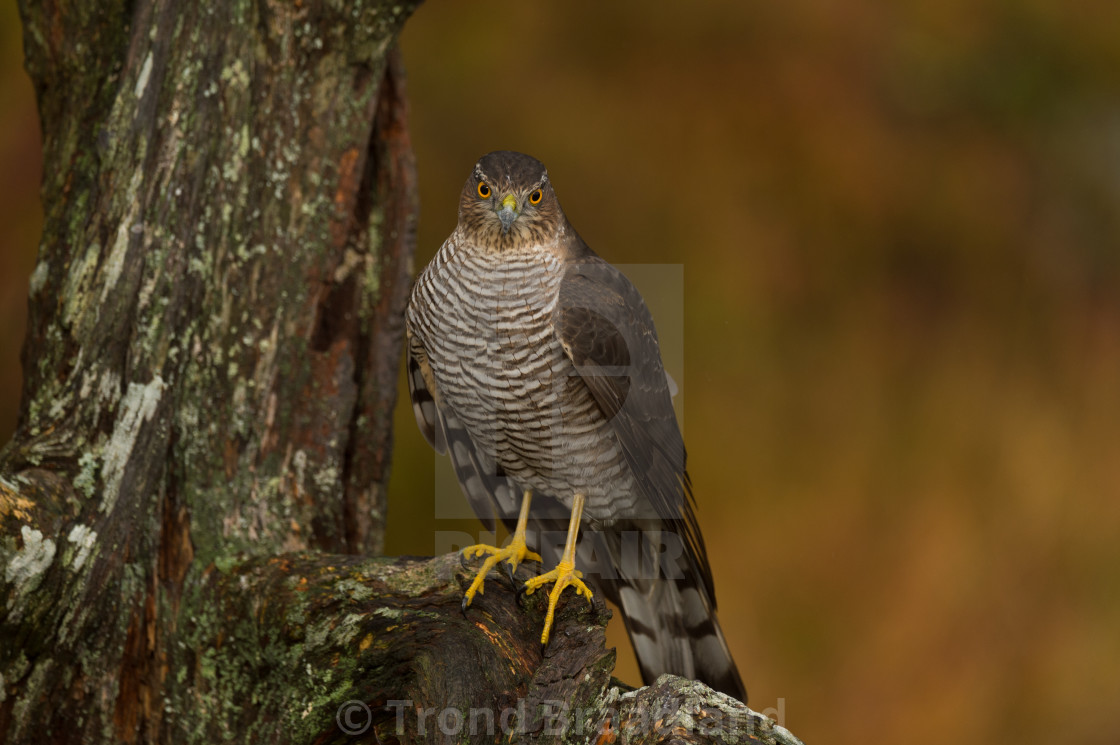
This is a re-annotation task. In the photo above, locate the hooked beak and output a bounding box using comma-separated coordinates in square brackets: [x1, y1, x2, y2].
[497, 194, 518, 233]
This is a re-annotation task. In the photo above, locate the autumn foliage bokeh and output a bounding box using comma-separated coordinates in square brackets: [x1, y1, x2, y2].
[3, 3, 1119, 744]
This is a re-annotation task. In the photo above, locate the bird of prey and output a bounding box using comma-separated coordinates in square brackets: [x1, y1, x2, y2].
[405, 151, 746, 701]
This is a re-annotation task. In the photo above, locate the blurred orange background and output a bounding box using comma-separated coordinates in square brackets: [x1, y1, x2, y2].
[3, 2, 1119, 744]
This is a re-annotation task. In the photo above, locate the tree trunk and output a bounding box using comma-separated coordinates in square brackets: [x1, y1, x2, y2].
[0, 2, 806, 743]
[3, 0, 418, 739]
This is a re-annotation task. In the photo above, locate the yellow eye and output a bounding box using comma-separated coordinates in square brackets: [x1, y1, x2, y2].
[529, 189, 542, 204]
[478, 181, 491, 198]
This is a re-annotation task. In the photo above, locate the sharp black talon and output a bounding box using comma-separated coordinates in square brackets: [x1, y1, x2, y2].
[505, 562, 516, 585]
[461, 595, 470, 615]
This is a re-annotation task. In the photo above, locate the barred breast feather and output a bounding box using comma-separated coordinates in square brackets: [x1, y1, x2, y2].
[406, 232, 637, 522]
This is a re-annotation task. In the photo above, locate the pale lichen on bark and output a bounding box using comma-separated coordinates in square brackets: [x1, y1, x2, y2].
[2, 0, 419, 740]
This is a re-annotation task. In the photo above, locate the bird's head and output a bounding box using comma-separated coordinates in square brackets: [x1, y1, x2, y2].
[457, 151, 564, 250]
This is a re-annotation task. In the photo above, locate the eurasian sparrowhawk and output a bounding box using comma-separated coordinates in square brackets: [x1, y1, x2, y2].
[405, 151, 746, 701]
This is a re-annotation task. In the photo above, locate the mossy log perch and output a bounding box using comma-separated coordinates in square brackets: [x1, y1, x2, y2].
[171, 552, 802, 744]
[0, 0, 806, 742]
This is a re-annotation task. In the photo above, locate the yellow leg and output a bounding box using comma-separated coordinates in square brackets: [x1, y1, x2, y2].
[523, 492, 594, 645]
[461, 489, 542, 610]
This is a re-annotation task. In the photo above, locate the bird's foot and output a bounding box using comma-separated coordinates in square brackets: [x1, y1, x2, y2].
[460, 536, 542, 611]
[522, 558, 594, 645]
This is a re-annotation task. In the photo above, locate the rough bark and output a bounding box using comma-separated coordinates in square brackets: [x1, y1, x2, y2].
[1, 1, 806, 743]
[3, 0, 418, 740]
[165, 553, 805, 745]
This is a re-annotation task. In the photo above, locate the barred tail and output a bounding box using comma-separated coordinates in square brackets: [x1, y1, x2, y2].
[615, 574, 746, 703]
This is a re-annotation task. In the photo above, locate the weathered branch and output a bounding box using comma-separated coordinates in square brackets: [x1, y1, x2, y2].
[169, 552, 803, 745]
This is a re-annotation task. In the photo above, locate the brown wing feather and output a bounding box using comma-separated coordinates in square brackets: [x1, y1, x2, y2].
[555, 253, 716, 604]
[406, 331, 446, 454]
